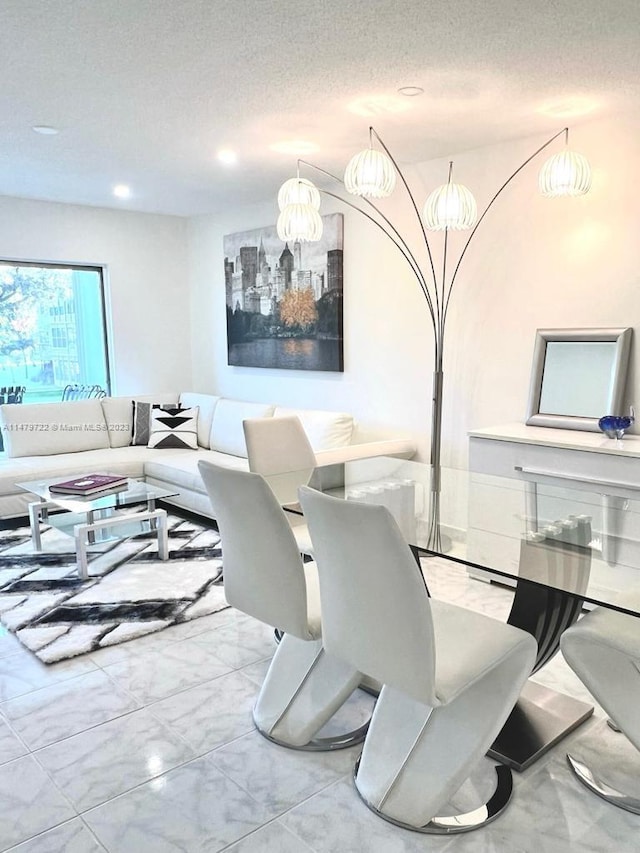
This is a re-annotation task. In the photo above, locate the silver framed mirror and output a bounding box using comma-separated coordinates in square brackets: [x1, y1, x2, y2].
[525, 327, 633, 432]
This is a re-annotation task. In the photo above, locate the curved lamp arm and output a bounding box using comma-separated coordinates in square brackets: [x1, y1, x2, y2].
[442, 127, 568, 326]
[298, 159, 439, 339]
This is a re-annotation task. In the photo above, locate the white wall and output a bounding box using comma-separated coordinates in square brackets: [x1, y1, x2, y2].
[428, 112, 640, 467]
[188, 195, 433, 445]
[0, 196, 191, 394]
[188, 111, 640, 465]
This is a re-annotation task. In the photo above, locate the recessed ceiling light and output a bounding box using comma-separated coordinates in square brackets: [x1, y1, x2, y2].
[113, 184, 131, 199]
[347, 94, 412, 118]
[32, 125, 59, 135]
[270, 140, 319, 156]
[398, 86, 424, 97]
[217, 148, 238, 165]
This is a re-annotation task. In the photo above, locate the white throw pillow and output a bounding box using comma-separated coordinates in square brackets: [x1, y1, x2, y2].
[179, 393, 220, 448]
[148, 406, 199, 450]
[210, 399, 275, 457]
[273, 406, 354, 451]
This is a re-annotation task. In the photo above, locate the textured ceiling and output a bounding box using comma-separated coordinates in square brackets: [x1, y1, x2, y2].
[1, 0, 639, 216]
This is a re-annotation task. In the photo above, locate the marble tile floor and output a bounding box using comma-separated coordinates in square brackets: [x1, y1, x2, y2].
[0, 560, 637, 852]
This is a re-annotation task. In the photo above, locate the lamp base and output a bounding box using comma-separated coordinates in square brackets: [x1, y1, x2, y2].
[425, 529, 453, 555]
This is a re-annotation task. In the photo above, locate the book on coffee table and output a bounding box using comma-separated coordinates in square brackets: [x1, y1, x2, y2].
[48, 474, 129, 495]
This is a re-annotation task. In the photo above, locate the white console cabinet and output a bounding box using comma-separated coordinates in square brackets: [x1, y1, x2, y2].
[467, 423, 640, 598]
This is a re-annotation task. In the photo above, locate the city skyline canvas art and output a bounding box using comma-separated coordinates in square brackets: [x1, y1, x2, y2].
[224, 213, 344, 371]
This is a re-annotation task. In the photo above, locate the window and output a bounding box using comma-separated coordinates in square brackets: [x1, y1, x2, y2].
[51, 328, 68, 348]
[0, 262, 110, 403]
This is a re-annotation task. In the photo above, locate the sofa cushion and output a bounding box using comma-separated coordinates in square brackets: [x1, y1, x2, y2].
[0, 400, 110, 458]
[210, 399, 275, 458]
[0, 458, 49, 497]
[0, 446, 159, 497]
[179, 393, 220, 449]
[144, 449, 250, 494]
[148, 407, 199, 450]
[100, 397, 135, 449]
[273, 406, 354, 451]
[100, 394, 179, 448]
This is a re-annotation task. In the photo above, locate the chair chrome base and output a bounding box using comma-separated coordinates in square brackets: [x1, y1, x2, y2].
[566, 754, 640, 815]
[254, 713, 370, 752]
[353, 759, 514, 834]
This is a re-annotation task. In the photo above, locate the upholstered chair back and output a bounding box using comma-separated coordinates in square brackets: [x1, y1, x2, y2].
[198, 461, 312, 640]
[299, 485, 439, 707]
[244, 415, 317, 507]
[243, 415, 316, 475]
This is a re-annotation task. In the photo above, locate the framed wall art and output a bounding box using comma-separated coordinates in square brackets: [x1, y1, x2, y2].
[224, 213, 343, 371]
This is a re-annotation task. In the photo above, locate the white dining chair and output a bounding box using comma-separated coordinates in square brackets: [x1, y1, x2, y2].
[560, 591, 640, 814]
[198, 460, 368, 750]
[243, 415, 315, 556]
[299, 485, 537, 833]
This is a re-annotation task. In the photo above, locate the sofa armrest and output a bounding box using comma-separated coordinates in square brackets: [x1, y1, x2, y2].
[314, 438, 416, 467]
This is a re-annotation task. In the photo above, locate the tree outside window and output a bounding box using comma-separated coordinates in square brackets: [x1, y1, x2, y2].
[0, 263, 110, 404]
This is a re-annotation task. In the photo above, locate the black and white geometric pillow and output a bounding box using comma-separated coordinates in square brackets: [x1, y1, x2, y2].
[131, 402, 169, 446]
[148, 406, 199, 450]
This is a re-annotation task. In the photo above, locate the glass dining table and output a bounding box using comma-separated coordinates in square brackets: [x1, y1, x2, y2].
[264, 454, 640, 771]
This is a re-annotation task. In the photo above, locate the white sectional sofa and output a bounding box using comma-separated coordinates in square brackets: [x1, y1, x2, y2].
[0, 392, 416, 519]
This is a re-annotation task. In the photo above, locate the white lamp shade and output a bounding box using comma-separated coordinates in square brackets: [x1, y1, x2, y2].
[423, 182, 477, 231]
[277, 204, 323, 242]
[344, 148, 396, 197]
[538, 150, 592, 197]
[277, 177, 321, 211]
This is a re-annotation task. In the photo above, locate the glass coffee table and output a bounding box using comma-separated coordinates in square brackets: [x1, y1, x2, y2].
[17, 477, 179, 579]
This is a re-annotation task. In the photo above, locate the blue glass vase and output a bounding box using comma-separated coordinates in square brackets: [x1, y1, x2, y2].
[598, 407, 635, 439]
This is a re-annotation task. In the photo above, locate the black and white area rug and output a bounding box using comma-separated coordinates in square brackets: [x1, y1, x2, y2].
[0, 513, 228, 663]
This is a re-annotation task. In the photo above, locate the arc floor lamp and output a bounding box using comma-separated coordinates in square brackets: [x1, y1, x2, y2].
[276, 127, 592, 549]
